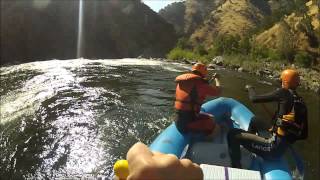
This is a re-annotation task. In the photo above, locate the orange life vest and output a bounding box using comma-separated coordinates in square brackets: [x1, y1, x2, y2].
[174, 73, 203, 112]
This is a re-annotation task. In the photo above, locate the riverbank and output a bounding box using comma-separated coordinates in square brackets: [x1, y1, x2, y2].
[159, 55, 320, 94]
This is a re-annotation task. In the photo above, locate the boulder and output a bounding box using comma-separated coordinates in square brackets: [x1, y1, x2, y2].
[208, 64, 216, 69]
[182, 59, 192, 64]
[211, 56, 224, 66]
[230, 64, 241, 69]
[256, 69, 272, 76]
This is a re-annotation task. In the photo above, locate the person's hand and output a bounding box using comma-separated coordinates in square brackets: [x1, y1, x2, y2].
[212, 73, 220, 79]
[245, 84, 254, 91]
[126, 142, 203, 180]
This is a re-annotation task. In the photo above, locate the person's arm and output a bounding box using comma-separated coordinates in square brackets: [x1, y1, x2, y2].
[207, 73, 221, 95]
[212, 73, 221, 87]
[126, 142, 203, 180]
[245, 85, 281, 103]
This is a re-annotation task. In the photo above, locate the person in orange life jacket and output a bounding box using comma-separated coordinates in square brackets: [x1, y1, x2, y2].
[174, 63, 222, 135]
[227, 69, 308, 168]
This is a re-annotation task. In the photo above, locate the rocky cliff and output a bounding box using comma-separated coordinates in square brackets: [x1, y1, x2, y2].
[190, 0, 270, 48]
[1, 0, 79, 64]
[1, 0, 177, 65]
[159, 2, 186, 36]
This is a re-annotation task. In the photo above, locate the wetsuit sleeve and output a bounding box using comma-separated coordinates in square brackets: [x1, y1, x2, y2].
[248, 88, 282, 103]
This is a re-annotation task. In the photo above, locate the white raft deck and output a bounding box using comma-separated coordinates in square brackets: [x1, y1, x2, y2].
[201, 164, 261, 180]
[185, 125, 262, 180]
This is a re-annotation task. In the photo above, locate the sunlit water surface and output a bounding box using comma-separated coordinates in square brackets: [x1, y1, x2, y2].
[0, 59, 318, 179]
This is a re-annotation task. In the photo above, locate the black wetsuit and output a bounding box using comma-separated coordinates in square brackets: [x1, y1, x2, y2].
[227, 87, 308, 168]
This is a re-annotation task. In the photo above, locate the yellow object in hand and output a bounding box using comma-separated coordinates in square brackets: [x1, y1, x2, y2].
[277, 112, 295, 136]
[282, 112, 295, 121]
[114, 159, 129, 179]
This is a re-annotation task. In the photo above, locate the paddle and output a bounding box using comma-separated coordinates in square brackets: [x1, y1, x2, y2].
[288, 145, 305, 178]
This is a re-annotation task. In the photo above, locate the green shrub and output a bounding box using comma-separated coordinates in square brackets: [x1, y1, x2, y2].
[166, 48, 205, 61]
[294, 51, 313, 68]
[206, 47, 219, 60]
[211, 36, 225, 55]
[268, 49, 282, 61]
[239, 36, 251, 55]
[194, 45, 207, 56]
[176, 37, 192, 50]
[211, 35, 240, 55]
[250, 45, 269, 59]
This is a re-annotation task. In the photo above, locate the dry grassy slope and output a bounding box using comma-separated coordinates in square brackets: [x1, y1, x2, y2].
[306, 0, 319, 31]
[184, 0, 220, 35]
[190, 0, 268, 48]
[254, 13, 318, 54]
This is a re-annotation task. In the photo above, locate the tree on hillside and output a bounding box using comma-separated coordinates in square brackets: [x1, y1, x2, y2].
[239, 36, 251, 55]
[277, 21, 295, 62]
[211, 35, 240, 55]
[176, 37, 192, 50]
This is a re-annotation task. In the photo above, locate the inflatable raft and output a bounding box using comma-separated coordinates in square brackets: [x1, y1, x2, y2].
[149, 97, 304, 180]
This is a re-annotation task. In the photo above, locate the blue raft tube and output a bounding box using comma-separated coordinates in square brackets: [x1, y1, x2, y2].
[149, 97, 304, 180]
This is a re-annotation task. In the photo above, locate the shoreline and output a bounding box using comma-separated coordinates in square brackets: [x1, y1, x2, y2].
[163, 56, 320, 94]
[2, 57, 319, 94]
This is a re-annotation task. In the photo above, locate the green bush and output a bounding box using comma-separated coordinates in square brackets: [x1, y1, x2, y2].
[176, 37, 192, 50]
[166, 48, 205, 61]
[250, 45, 269, 59]
[239, 36, 251, 55]
[268, 49, 282, 61]
[211, 36, 225, 55]
[223, 35, 240, 55]
[194, 45, 207, 56]
[211, 35, 240, 55]
[294, 51, 313, 68]
[207, 47, 219, 60]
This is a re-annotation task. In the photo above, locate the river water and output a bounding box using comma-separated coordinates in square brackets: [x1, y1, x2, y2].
[0, 59, 318, 179]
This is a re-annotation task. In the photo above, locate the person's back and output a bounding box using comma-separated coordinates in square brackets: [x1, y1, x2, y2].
[174, 63, 221, 135]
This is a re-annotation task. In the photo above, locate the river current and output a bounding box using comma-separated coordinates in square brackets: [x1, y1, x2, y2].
[0, 59, 318, 179]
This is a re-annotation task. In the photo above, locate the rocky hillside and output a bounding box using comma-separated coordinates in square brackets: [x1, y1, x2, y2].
[160, 0, 319, 64]
[254, 12, 319, 57]
[159, 2, 186, 35]
[82, 0, 177, 59]
[1, 0, 177, 65]
[183, 0, 220, 35]
[190, 0, 270, 48]
[159, 0, 223, 36]
[1, 0, 79, 65]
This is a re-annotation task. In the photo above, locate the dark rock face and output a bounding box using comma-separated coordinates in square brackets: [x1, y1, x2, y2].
[159, 1, 186, 35]
[1, 0, 79, 65]
[1, 0, 177, 65]
[184, 0, 221, 35]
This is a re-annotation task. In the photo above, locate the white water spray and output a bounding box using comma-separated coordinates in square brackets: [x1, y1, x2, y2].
[77, 0, 84, 58]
